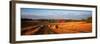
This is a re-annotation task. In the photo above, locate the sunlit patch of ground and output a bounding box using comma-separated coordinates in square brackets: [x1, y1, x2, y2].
[48, 22, 92, 34]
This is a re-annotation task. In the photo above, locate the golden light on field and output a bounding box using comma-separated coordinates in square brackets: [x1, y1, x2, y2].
[21, 21, 92, 35]
[48, 22, 92, 34]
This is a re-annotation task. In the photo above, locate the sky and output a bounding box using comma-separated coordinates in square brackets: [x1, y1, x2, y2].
[21, 8, 92, 20]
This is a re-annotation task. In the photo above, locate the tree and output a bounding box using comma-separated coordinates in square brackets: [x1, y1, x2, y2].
[86, 17, 92, 23]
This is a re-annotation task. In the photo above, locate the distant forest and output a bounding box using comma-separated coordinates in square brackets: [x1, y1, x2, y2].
[21, 16, 92, 23]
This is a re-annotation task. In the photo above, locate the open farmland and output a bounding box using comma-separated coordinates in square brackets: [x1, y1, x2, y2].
[21, 21, 92, 35]
[48, 22, 92, 34]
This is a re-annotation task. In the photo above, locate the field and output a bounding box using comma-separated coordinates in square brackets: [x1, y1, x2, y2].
[21, 20, 92, 35]
[48, 22, 92, 34]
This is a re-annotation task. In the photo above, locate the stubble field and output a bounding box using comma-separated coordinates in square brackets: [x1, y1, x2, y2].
[48, 22, 92, 34]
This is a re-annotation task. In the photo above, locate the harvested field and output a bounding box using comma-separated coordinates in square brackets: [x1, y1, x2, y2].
[48, 22, 92, 34]
[21, 21, 92, 35]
